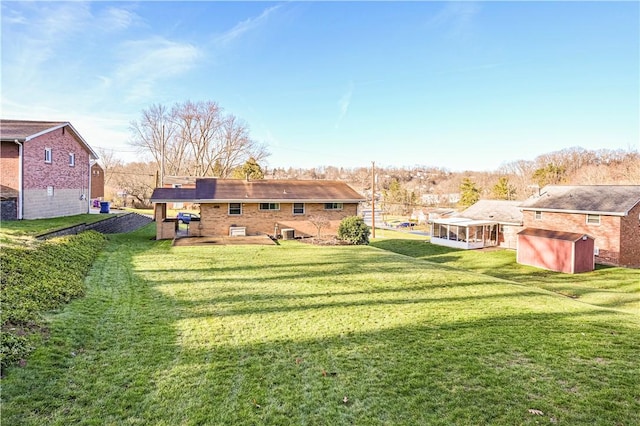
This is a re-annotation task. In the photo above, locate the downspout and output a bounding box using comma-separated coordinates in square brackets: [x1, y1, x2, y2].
[87, 161, 92, 213]
[14, 139, 23, 219]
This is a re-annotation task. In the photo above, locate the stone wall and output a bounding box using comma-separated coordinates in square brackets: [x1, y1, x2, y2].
[1, 199, 17, 220]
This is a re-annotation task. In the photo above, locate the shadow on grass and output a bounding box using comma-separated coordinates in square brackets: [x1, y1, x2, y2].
[371, 239, 640, 314]
[3, 234, 639, 425]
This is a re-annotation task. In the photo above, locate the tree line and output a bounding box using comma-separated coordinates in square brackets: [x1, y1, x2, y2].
[98, 101, 639, 210]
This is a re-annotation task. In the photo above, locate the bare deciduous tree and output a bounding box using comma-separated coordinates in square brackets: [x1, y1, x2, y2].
[308, 215, 330, 237]
[130, 100, 269, 179]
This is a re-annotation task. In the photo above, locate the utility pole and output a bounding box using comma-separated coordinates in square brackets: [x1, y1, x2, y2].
[160, 124, 165, 188]
[371, 161, 376, 239]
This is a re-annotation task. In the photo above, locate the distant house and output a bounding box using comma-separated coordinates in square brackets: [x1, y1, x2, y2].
[457, 200, 524, 249]
[0, 120, 98, 220]
[90, 163, 105, 199]
[429, 200, 523, 250]
[161, 176, 198, 210]
[150, 178, 366, 240]
[519, 185, 640, 268]
[411, 207, 455, 225]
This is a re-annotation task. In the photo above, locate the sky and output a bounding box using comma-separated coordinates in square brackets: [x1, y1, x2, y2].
[1, 1, 639, 172]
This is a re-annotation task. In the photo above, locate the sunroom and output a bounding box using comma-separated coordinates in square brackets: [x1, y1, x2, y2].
[430, 217, 499, 250]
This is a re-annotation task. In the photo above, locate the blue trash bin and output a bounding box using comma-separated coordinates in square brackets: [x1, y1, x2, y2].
[99, 201, 110, 214]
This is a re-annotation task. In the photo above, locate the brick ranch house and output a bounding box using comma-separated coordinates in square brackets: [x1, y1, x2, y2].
[518, 185, 640, 268]
[150, 178, 366, 240]
[0, 120, 99, 220]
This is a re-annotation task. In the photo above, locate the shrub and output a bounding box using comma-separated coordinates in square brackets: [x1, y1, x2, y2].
[337, 216, 371, 245]
[0, 230, 106, 373]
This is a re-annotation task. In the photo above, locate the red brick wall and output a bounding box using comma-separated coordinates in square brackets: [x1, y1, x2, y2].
[0, 141, 20, 192]
[619, 203, 640, 267]
[197, 202, 359, 237]
[523, 210, 622, 266]
[23, 127, 91, 190]
[91, 163, 104, 198]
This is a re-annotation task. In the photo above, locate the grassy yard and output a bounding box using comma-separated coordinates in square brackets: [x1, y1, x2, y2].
[0, 214, 112, 248]
[2, 227, 639, 425]
[370, 239, 640, 315]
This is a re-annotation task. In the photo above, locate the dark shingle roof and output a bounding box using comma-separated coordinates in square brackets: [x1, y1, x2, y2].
[519, 185, 640, 216]
[150, 187, 197, 201]
[517, 227, 593, 242]
[0, 119, 98, 159]
[151, 179, 365, 203]
[458, 200, 523, 224]
[0, 120, 67, 140]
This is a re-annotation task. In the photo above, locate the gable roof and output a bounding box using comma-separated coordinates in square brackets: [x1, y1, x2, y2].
[519, 185, 640, 216]
[0, 119, 98, 159]
[517, 227, 593, 242]
[150, 178, 365, 203]
[458, 200, 523, 225]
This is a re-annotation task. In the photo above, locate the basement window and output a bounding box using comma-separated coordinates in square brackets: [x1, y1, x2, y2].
[44, 148, 52, 163]
[586, 214, 601, 225]
[229, 203, 242, 215]
[259, 203, 280, 211]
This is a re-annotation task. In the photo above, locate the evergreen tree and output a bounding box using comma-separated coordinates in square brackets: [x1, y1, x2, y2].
[232, 157, 265, 179]
[458, 177, 480, 208]
[492, 176, 516, 200]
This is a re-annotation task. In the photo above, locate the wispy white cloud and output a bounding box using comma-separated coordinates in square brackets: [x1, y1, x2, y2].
[114, 37, 201, 101]
[336, 81, 354, 128]
[214, 4, 281, 47]
[427, 1, 481, 39]
[98, 6, 140, 32]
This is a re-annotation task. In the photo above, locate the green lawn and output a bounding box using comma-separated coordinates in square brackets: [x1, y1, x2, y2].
[0, 214, 112, 248]
[370, 239, 640, 315]
[2, 227, 639, 425]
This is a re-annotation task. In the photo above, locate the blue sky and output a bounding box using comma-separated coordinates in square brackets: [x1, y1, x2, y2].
[2, 1, 638, 172]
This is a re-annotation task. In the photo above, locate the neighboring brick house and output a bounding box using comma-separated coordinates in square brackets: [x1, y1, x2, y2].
[150, 178, 365, 240]
[519, 185, 640, 268]
[91, 163, 105, 199]
[0, 120, 98, 219]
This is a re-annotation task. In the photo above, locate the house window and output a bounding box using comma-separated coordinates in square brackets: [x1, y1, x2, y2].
[47, 186, 54, 197]
[259, 203, 280, 211]
[293, 203, 305, 215]
[586, 214, 601, 225]
[69, 153, 75, 166]
[324, 202, 343, 210]
[44, 148, 52, 163]
[229, 203, 242, 215]
[534, 211, 542, 220]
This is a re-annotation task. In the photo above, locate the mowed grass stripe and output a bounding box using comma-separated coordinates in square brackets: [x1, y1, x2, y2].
[2, 229, 638, 425]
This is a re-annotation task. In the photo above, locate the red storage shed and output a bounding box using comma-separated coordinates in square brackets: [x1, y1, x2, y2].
[517, 228, 595, 274]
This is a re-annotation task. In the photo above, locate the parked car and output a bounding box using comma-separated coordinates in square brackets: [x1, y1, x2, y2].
[176, 212, 200, 224]
[396, 222, 417, 228]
